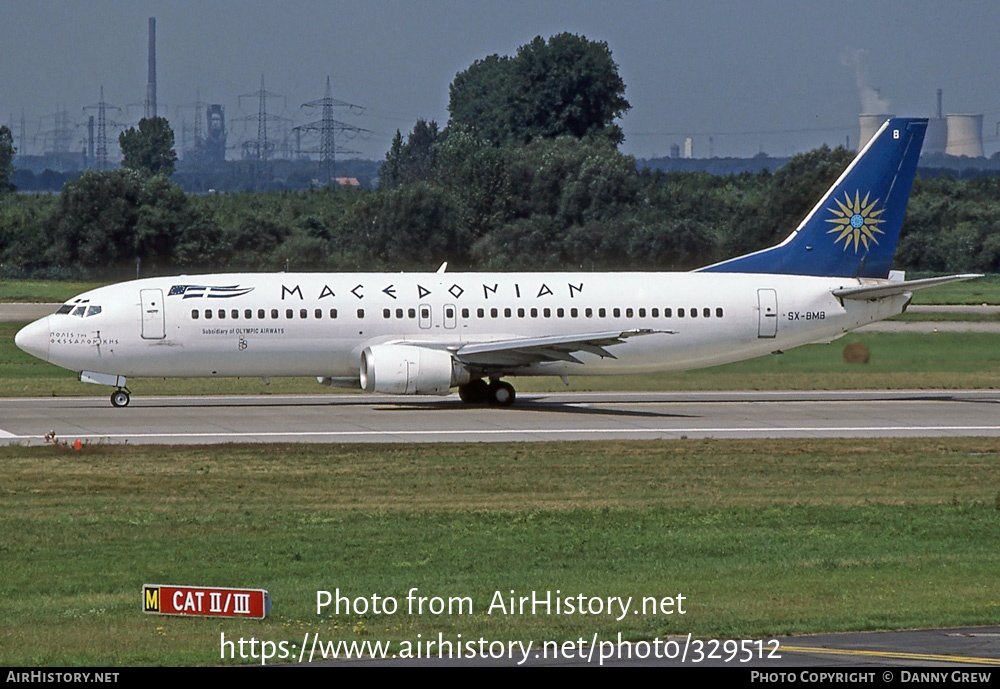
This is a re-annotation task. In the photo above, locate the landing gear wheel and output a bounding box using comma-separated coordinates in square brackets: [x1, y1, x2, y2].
[459, 379, 490, 404]
[110, 389, 130, 408]
[487, 380, 516, 407]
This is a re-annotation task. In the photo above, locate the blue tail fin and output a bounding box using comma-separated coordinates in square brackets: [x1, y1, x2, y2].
[699, 117, 928, 278]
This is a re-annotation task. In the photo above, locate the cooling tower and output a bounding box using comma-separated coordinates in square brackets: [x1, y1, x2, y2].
[945, 114, 984, 157]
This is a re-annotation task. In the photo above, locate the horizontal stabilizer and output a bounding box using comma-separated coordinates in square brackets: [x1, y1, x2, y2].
[832, 274, 983, 300]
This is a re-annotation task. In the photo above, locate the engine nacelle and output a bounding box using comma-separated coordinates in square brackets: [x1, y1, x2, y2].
[360, 344, 470, 395]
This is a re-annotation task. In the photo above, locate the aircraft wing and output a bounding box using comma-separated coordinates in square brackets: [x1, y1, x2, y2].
[833, 274, 983, 301]
[450, 329, 669, 366]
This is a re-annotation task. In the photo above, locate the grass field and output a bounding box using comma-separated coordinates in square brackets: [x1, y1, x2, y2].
[2, 439, 999, 666]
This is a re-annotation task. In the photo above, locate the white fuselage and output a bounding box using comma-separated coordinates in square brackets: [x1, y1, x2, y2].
[24, 271, 907, 382]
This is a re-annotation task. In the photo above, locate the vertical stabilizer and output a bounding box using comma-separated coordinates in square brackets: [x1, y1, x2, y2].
[699, 117, 928, 278]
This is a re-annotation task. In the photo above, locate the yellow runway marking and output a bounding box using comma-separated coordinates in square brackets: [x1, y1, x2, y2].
[781, 645, 1000, 665]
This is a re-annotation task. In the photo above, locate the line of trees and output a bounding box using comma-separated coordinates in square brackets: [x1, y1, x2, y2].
[2, 36, 999, 280]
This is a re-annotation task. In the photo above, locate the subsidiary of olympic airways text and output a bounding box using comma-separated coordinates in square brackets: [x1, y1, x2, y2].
[316, 587, 686, 621]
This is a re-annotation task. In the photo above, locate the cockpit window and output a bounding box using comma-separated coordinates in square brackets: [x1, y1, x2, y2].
[61, 304, 102, 317]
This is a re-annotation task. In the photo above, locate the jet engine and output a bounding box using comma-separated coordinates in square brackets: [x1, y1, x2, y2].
[360, 344, 471, 395]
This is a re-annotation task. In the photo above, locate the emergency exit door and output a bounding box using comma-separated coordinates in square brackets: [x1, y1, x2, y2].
[757, 289, 777, 338]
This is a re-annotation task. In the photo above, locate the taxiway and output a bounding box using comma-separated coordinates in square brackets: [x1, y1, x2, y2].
[2, 389, 998, 446]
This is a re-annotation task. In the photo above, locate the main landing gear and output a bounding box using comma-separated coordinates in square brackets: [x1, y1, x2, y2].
[458, 378, 516, 407]
[110, 388, 131, 408]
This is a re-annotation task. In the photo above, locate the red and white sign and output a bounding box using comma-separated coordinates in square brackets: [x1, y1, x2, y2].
[143, 584, 270, 619]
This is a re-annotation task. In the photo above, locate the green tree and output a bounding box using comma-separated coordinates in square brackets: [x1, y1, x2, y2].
[43, 169, 215, 271]
[379, 120, 440, 189]
[0, 124, 15, 192]
[119, 117, 178, 176]
[448, 33, 630, 146]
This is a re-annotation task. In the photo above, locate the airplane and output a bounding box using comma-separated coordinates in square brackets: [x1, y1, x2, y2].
[14, 117, 980, 408]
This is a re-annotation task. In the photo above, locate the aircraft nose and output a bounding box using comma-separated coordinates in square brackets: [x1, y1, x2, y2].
[15, 317, 51, 362]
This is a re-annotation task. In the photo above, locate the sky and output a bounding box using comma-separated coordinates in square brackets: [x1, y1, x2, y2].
[2, 0, 999, 161]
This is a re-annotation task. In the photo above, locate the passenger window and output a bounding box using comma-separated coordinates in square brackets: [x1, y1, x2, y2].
[638, 308, 646, 318]
[271, 309, 278, 319]
[613, 308, 621, 318]
[571, 308, 578, 318]
[557, 308, 564, 318]
[530, 308, 538, 318]
[691, 308, 698, 318]
[703, 308, 711, 318]
[462, 308, 470, 318]
[678, 308, 684, 317]
[491, 308, 498, 318]
[300, 309, 308, 319]
[397, 308, 404, 319]
[504, 308, 511, 318]
[357, 309, 365, 319]
[420, 307, 429, 319]
[285, 309, 293, 319]
[664, 308, 672, 317]
[383, 309, 391, 319]
[651, 308, 659, 318]
[477, 308, 485, 318]
[716, 308, 724, 318]
[217, 309, 225, 319]
[585, 308, 593, 318]
[408, 308, 415, 319]
[625, 308, 633, 318]
[191, 309, 199, 319]
[315, 309, 322, 319]
[247, 309, 254, 319]
[543, 308, 551, 318]
[447, 307, 455, 319]
[330, 309, 338, 319]
[232, 309, 239, 319]
[205, 309, 212, 319]
[599, 308, 606, 318]
[258, 309, 265, 319]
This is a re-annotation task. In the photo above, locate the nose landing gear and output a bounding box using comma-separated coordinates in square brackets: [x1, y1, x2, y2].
[110, 388, 131, 408]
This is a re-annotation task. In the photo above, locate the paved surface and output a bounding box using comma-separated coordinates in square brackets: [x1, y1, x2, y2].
[3, 390, 999, 446]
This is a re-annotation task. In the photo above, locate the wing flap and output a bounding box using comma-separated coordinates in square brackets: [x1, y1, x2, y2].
[454, 329, 668, 367]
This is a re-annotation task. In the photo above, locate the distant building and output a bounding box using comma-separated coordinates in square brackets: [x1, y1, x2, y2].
[203, 105, 227, 161]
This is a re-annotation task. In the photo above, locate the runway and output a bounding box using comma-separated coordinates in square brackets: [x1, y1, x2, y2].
[2, 389, 999, 445]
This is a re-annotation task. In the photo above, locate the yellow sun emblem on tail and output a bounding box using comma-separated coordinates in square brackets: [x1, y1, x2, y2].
[826, 191, 885, 252]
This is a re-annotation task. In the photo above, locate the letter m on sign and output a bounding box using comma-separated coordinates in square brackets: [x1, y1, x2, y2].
[144, 586, 161, 612]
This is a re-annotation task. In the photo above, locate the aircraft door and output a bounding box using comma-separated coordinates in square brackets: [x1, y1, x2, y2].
[443, 304, 457, 329]
[418, 304, 432, 329]
[140, 288, 166, 340]
[757, 288, 777, 338]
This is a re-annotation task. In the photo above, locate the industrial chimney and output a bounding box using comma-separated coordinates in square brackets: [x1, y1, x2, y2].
[145, 17, 157, 119]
